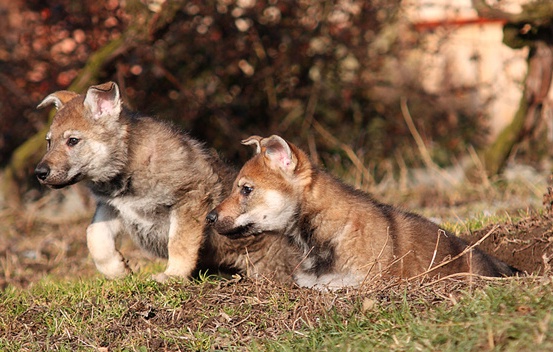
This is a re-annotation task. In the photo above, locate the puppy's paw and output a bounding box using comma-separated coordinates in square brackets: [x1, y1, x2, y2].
[151, 272, 170, 283]
[151, 272, 188, 283]
[96, 258, 132, 279]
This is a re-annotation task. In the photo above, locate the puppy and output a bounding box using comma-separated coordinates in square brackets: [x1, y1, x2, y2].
[207, 135, 519, 289]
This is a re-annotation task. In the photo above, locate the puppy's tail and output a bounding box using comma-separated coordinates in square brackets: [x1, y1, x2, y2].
[482, 251, 524, 277]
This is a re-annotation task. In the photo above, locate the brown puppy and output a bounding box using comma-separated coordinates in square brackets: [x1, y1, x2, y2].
[207, 135, 519, 289]
[35, 83, 298, 282]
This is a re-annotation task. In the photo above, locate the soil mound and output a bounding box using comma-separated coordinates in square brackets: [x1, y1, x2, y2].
[466, 211, 553, 275]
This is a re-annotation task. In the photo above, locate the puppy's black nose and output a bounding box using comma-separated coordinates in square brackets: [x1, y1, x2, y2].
[35, 163, 50, 181]
[206, 210, 218, 225]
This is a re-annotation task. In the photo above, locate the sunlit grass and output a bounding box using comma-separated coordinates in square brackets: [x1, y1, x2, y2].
[1, 273, 552, 351]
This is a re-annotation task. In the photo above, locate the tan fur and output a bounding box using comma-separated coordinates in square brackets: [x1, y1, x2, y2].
[207, 135, 519, 289]
[35, 83, 299, 282]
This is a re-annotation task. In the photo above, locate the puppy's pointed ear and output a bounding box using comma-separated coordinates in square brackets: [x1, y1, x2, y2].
[83, 81, 122, 120]
[260, 135, 297, 173]
[241, 135, 263, 154]
[37, 91, 79, 110]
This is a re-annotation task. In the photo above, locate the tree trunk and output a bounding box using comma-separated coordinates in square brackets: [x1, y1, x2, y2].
[481, 41, 553, 176]
[471, 0, 553, 177]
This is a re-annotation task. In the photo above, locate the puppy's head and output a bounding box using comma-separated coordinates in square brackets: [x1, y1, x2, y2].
[34, 82, 126, 188]
[207, 135, 310, 238]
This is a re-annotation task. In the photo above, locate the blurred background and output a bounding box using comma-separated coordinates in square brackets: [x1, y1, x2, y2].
[1, 0, 552, 208]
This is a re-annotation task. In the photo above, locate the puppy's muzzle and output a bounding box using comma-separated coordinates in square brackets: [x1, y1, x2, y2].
[35, 162, 51, 181]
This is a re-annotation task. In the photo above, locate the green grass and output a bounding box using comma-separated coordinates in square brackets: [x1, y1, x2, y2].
[256, 280, 553, 352]
[1, 273, 552, 351]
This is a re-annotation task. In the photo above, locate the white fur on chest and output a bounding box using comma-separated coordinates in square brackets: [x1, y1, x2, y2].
[111, 196, 156, 227]
[100, 193, 171, 258]
[104, 193, 171, 234]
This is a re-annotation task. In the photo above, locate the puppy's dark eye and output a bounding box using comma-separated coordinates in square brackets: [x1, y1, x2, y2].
[67, 137, 79, 147]
[241, 185, 253, 196]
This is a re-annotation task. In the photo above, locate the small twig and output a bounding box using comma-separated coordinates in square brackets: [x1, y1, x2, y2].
[303, 79, 322, 165]
[400, 97, 457, 185]
[384, 250, 414, 275]
[311, 118, 374, 186]
[427, 229, 445, 271]
[360, 227, 391, 285]
[231, 313, 254, 328]
[291, 246, 315, 277]
[302, 74, 321, 132]
[307, 133, 319, 167]
[469, 245, 474, 290]
[400, 97, 434, 169]
[419, 271, 518, 288]
[467, 144, 491, 188]
[394, 150, 409, 191]
[251, 26, 278, 110]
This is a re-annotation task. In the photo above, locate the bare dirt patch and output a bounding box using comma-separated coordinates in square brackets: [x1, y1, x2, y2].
[465, 213, 553, 275]
[462, 189, 553, 276]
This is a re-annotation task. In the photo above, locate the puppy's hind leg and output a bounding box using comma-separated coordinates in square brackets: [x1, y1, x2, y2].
[87, 204, 131, 279]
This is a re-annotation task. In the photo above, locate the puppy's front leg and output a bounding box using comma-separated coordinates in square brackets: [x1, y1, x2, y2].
[152, 205, 205, 282]
[86, 203, 131, 279]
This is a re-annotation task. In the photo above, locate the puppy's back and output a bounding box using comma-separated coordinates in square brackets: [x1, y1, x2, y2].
[392, 210, 518, 278]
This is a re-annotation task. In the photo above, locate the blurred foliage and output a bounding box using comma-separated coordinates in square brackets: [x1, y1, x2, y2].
[0, 0, 129, 163]
[1, 0, 492, 191]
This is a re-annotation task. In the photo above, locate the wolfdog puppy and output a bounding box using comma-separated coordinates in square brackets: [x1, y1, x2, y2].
[35, 83, 298, 282]
[207, 135, 520, 289]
